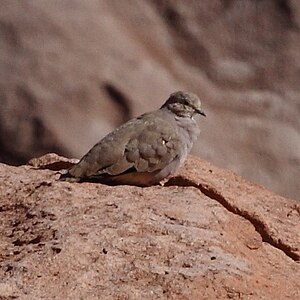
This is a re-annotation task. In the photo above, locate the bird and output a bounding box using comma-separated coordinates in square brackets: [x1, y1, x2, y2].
[60, 91, 206, 186]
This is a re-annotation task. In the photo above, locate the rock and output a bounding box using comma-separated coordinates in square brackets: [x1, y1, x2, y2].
[0, 0, 299, 200]
[28, 153, 79, 171]
[0, 154, 299, 299]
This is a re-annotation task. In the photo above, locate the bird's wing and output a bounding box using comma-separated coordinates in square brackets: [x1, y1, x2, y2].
[104, 113, 182, 175]
[69, 111, 182, 178]
[68, 117, 143, 178]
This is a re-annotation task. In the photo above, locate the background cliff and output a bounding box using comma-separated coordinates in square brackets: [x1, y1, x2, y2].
[0, 0, 299, 200]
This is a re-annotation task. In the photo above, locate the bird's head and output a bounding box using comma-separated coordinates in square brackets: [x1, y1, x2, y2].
[161, 91, 206, 118]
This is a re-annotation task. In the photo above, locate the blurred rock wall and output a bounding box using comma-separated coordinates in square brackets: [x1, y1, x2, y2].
[0, 0, 299, 200]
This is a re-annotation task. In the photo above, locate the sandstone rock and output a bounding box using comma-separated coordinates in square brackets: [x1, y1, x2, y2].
[28, 153, 79, 171]
[0, 154, 299, 299]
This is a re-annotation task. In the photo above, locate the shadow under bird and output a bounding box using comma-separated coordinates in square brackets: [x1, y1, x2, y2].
[60, 91, 206, 186]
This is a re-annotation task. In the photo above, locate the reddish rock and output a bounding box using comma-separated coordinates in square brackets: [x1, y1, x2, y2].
[0, 154, 299, 299]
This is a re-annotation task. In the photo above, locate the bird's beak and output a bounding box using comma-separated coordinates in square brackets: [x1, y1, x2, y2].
[195, 108, 206, 117]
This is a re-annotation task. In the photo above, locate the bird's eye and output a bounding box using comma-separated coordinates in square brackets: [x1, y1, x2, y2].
[184, 100, 189, 106]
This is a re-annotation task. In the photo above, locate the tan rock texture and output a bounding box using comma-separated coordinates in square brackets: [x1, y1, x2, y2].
[0, 1, 299, 199]
[0, 153, 299, 299]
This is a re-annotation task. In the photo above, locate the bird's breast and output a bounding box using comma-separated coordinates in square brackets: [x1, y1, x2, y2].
[175, 117, 200, 147]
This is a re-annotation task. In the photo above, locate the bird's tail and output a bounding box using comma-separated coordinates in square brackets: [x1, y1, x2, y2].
[58, 172, 81, 182]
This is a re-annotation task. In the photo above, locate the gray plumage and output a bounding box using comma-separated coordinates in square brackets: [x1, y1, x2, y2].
[61, 91, 206, 186]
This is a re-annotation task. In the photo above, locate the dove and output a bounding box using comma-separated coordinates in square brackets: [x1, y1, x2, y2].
[60, 91, 206, 186]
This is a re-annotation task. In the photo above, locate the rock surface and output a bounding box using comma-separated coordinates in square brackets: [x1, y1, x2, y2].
[0, 0, 300, 201]
[0, 153, 299, 299]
